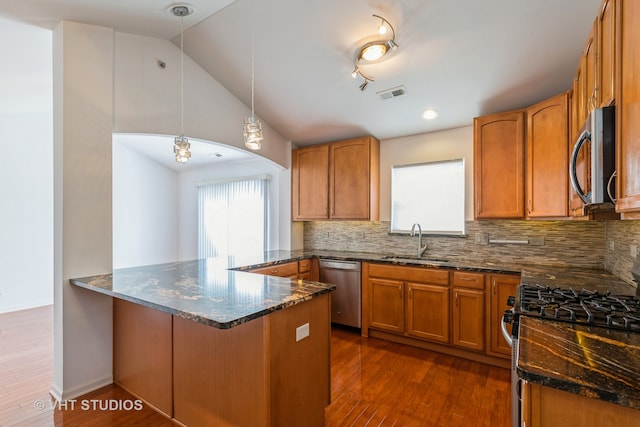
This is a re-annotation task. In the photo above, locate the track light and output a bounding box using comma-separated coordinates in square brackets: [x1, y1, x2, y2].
[352, 14, 399, 91]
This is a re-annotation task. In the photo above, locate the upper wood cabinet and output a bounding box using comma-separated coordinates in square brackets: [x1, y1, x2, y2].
[291, 145, 330, 220]
[526, 92, 569, 218]
[615, 0, 640, 217]
[292, 136, 379, 221]
[474, 110, 526, 219]
[582, 19, 598, 118]
[598, 0, 616, 107]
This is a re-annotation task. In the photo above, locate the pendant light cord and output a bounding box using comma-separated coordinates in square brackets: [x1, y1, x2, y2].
[180, 14, 185, 137]
[251, 38, 255, 120]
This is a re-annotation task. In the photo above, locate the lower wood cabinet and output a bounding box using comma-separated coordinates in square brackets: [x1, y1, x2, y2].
[522, 382, 640, 427]
[451, 271, 486, 352]
[406, 282, 449, 343]
[488, 273, 520, 357]
[248, 259, 318, 281]
[364, 263, 519, 367]
[367, 263, 450, 344]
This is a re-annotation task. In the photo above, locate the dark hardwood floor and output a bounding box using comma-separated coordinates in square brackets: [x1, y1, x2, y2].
[0, 306, 510, 426]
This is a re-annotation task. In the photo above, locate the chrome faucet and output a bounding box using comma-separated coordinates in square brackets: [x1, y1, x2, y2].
[410, 223, 428, 257]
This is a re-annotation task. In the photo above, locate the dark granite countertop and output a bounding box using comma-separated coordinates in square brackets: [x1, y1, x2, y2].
[517, 316, 640, 410]
[71, 258, 335, 329]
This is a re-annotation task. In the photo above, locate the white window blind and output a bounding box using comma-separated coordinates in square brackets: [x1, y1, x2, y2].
[391, 159, 465, 235]
[197, 175, 270, 262]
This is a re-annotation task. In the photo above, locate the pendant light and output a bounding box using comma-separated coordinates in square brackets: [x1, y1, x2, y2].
[172, 5, 192, 163]
[243, 34, 263, 150]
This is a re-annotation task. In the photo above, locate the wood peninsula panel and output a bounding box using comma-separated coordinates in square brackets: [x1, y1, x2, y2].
[173, 315, 269, 427]
[268, 293, 331, 427]
[113, 299, 173, 417]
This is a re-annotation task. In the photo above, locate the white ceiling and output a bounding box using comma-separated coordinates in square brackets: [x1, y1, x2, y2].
[1, 0, 603, 147]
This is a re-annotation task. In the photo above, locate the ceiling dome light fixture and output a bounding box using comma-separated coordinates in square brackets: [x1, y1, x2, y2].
[423, 109, 439, 120]
[352, 14, 399, 91]
[172, 4, 192, 164]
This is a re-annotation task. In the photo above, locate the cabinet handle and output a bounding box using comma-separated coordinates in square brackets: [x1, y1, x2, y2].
[528, 199, 532, 214]
[493, 281, 496, 295]
[460, 277, 475, 281]
[455, 291, 459, 307]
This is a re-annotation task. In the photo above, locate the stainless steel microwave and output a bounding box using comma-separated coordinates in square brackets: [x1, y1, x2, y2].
[569, 106, 616, 206]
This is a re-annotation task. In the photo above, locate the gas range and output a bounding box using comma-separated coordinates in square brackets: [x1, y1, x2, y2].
[513, 284, 640, 332]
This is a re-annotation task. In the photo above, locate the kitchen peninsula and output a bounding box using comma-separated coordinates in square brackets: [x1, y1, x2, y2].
[71, 258, 335, 427]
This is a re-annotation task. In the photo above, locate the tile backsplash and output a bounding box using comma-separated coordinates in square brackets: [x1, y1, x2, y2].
[304, 220, 605, 267]
[605, 220, 640, 284]
[304, 219, 640, 285]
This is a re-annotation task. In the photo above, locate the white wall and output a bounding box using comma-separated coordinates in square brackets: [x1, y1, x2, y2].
[112, 142, 178, 268]
[177, 157, 289, 260]
[113, 32, 290, 168]
[379, 126, 475, 221]
[0, 19, 53, 313]
[52, 21, 114, 401]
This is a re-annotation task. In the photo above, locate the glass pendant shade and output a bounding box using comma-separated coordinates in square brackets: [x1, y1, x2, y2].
[243, 116, 263, 150]
[174, 135, 191, 163]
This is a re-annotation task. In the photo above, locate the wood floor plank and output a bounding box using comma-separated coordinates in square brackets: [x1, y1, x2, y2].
[1, 306, 511, 426]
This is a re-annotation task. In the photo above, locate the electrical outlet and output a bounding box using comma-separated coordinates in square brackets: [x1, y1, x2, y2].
[475, 233, 489, 245]
[631, 245, 638, 259]
[529, 237, 544, 246]
[296, 323, 310, 342]
[609, 240, 615, 251]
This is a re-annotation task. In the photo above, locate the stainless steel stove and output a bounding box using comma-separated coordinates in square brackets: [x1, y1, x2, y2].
[515, 284, 640, 331]
[503, 284, 640, 427]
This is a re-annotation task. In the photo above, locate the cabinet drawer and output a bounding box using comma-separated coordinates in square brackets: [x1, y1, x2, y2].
[298, 259, 312, 273]
[452, 271, 485, 290]
[250, 262, 299, 277]
[369, 263, 449, 285]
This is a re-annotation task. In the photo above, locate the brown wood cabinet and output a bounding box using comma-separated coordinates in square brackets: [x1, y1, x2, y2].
[406, 282, 449, 343]
[583, 20, 599, 118]
[367, 263, 450, 344]
[451, 271, 485, 352]
[526, 92, 570, 218]
[292, 136, 379, 221]
[474, 110, 526, 219]
[487, 273, 520, 357]
[522, 382, 640, 427]
[615, 0, 640, 216]
[291, 145, 329, 220]
[598, 0, 616, 107]
[248, 261, 299, 279]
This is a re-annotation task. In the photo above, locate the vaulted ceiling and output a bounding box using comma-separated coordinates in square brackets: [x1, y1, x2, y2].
[1, 0, 602, 146]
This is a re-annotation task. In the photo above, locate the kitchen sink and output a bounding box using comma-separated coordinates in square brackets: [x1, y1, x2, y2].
[380, 255, 450, 264]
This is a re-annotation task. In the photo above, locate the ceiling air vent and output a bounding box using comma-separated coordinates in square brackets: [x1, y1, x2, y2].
[377, 85, 407, 100]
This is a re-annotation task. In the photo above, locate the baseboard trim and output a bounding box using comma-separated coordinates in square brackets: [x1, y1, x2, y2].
[50, 374, 114, 402]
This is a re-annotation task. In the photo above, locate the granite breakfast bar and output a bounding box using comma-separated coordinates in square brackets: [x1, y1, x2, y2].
[71, 258, 336, 427]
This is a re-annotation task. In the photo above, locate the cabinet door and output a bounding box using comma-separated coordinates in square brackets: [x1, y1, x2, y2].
[329, 137, 379, 220]
[452, 288, 485, 352]
[474, 111, 525, 219]
[615, 0, 640, 215]
[526, 92, 569, 218]
[598, 0, 616, 107]
[369, 278, 404, 333]
[292, 145, 329, 220]
[488, 274, 520, 357]
[406, 282, 449, 343]
[583, 20, 598, 116]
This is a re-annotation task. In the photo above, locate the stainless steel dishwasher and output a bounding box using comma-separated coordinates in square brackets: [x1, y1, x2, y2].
[319, 259, 361, 328]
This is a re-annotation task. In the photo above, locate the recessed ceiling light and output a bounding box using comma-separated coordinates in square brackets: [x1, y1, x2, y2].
[423, 109, 439, 120]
